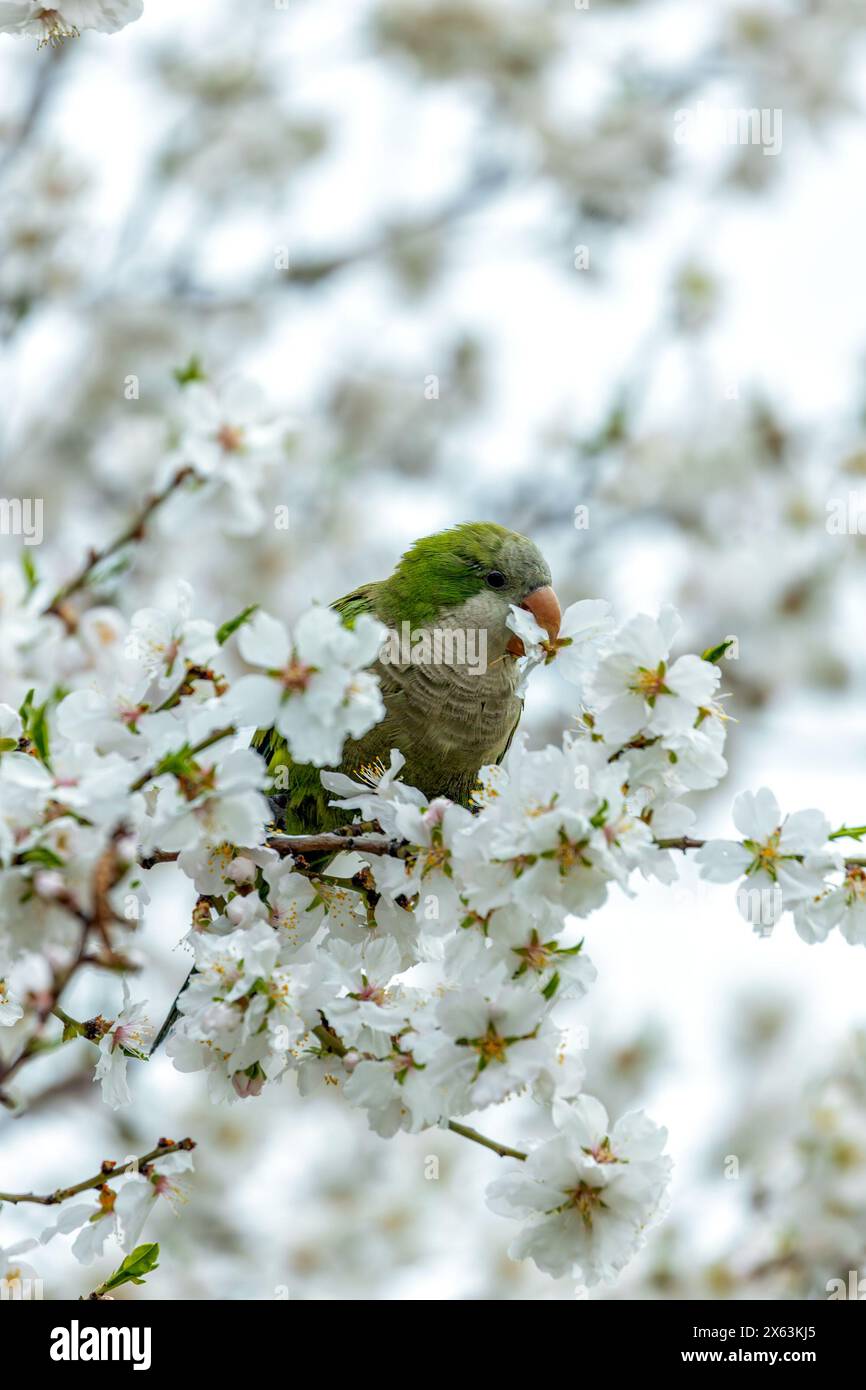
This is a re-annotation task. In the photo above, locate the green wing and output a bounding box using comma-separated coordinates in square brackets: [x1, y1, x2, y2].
[253, 583, 382, 833]
[332, 583, 381, 626]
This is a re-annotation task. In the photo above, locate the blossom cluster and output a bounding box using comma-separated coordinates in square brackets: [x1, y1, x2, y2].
[1, 517, 859, 1290]
[1, 1146, 192, 1290]
[696, 788, 866, 945]
[1, 559, 731, 1286]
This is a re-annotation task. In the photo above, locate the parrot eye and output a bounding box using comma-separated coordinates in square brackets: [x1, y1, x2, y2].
[486, 570, 507, 589]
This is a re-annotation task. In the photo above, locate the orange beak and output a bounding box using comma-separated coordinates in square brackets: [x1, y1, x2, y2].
[506, 585, 562, 657]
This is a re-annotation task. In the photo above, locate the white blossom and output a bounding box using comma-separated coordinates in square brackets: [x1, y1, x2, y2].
[94, 980, 153, 1109]
[40, 1190, 121, 1265]
[0, 1, 142, 46]
[0, 975, 23, 1026]
[697, 787, 832, 930]
[590, 606, 720, 744]
[486, 1094, 671, 1283]
[230, 606, 387, 767]
[115, 1150, 194, 1252]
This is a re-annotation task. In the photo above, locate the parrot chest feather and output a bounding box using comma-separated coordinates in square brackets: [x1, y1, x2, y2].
[339, 650, 522, 804]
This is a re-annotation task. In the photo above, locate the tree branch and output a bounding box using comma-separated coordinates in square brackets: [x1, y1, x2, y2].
[0, 1137, 195, 1207]
[446, 1121, 527, 1161]
[43, 466, 196, 622]
[140, 828, 413, 870]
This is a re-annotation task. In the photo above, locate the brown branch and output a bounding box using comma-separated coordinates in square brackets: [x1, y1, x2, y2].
[0, 831, 135, 1103]
[655, 836, 866, 869]
[0, 910, 92, 1103]
[446, 1121, 527, 1161]
[43, 466, 196, 622]
[0, 1138, 195, 1207]
[654, 836, 707, 852]
[140, 828, 413, 870]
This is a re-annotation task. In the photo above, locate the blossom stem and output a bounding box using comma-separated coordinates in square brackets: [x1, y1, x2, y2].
[829, 824, 866, 842]
[0, 1138, 195, 1207]
[654, 835, 866, 869]
[0, 916, 92, 1103]
[43, 466, 196, 622]
[311, 1021, 527, 1160]
[128, 724, 237, 793]
[654, 836, 707, 852]
[446, 1121, 527, 1161]
[141, 832, 414, 870]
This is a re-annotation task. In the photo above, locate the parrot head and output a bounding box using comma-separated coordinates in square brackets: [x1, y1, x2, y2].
[379, 521, 560, 662]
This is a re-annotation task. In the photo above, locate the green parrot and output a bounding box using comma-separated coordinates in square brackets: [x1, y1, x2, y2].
[255, 521, 561, 831]
[150, 523, 559, 1054]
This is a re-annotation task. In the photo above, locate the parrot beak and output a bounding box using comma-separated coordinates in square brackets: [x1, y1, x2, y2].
[506, 585, 562, 657]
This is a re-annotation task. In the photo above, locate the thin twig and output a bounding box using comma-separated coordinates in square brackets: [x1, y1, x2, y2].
[312, 1019, 526, 1160]
[446, 1121, 527, 1161]
[43, 466, 195, 621]
[0, 1138, 195, 1207]
[140, 829, 413, 870]
[129, 725, 237, 794]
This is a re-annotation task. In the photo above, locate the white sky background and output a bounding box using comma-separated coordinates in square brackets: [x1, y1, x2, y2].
[3, 0, 866, 1295]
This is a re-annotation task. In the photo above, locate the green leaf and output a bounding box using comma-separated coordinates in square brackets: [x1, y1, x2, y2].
[542, 971, 561, 1000]
[18, 688, 51, 763]
[98, 1243, 161, 1294]
[173, 355, 206, 386]
[701, 639, 734, 664]
[20, 845, 65, 868]
[217, 603, 259, 646]
[21, 550, 39, 596]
